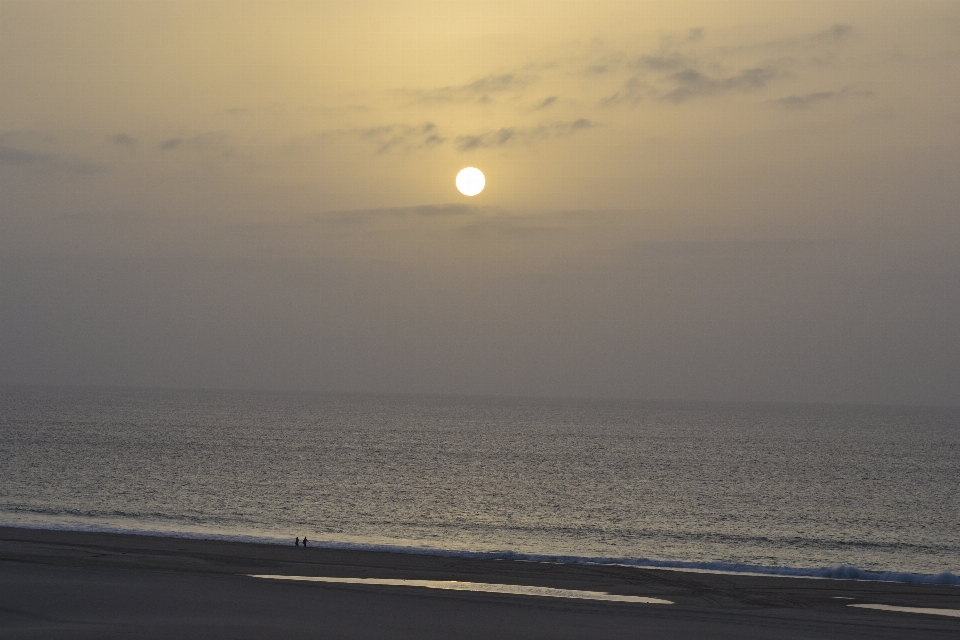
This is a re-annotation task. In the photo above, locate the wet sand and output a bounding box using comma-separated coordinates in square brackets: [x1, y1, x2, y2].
[2, 526, 958, 639]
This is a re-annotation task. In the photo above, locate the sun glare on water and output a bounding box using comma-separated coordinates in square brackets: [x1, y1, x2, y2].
[456, 167, 485, 196]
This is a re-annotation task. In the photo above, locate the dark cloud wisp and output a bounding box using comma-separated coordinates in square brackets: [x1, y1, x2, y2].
[412, 73, 537, 104]
[534, 96, 558, 110]
[318, 203, 487, 225]
[0, 145, 101, 175]
[322, 123, 445, 154]
[773, 91, 838, 108]
[107, 134, 137, 146]
[661, 67, 777, 102]
[158, 132, 227, 152]
[455, 119, 596, 151]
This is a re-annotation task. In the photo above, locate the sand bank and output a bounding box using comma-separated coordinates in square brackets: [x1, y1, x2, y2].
[1, 526, 958, 639]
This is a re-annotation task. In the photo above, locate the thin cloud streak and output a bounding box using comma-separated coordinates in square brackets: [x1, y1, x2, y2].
[0, 145, 101, 175]
[320, 123, 444, 153]
[772, 87, 870, 109]
[318, 203, 492, 225]
[661, 67, 778, 103]
[599, 23, 854, 107]
[774, 91, 838, 108]
[534, 96, 558, 110]
[411, 73, 538, 104]
[158, 133, 228, 152]
[106, 133, 137, 146]
[455, 119, 596, 151]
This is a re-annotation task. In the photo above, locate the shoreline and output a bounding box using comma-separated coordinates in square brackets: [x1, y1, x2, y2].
[3, 526, 960, 639]
[2, 520, 957, 587]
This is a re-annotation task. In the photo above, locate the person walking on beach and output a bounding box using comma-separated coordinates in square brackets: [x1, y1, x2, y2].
[302, 536, 308, 548]
[295, 537, 299, 547]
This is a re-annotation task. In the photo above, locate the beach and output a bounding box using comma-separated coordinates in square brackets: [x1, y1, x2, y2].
[2, 527, 958, 639]
[5, 0, 960, 636]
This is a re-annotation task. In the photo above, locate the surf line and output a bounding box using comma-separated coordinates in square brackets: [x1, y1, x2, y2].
[849, 604, 960, 618]
[249, 575, 673, 604]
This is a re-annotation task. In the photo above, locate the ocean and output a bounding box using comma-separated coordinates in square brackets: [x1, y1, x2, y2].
[2, 386, 958, 583]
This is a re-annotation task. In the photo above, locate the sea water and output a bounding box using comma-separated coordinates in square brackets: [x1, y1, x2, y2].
[1, 386, 958, 582]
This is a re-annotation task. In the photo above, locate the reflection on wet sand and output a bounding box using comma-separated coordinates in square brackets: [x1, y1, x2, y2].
[850, 604, 960, 618]
[249, 575, 674, 604]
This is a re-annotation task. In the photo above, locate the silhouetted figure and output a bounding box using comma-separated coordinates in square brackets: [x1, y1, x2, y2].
[295, 537, 299, 547]
[303, 536, 308, 548]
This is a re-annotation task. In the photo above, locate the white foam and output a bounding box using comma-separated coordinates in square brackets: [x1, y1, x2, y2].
[850, 604, 960, 618]
[249, 575, 673, 604]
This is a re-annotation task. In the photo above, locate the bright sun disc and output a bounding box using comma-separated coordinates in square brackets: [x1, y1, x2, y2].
[456, 167, 485, 196]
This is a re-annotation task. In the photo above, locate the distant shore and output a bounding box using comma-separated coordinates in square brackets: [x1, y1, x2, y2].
[2, 526, 959, 639]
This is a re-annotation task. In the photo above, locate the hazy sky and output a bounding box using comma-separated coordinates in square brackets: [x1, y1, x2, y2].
[2, 1, 959, 404]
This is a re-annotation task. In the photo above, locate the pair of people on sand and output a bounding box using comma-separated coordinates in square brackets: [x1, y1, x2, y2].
[295, 536, 308, 547]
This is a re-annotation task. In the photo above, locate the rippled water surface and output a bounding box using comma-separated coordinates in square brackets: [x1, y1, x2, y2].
[1, 387, 958, 575]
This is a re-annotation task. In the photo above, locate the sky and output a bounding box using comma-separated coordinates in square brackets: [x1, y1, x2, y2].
[2, 0, 959, 405]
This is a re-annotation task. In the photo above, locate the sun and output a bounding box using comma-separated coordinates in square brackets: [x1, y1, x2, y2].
[456, 167, 485, 196]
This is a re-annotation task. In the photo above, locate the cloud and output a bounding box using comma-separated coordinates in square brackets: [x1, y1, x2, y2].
[772, 87, 869, 109]
[631, 238, 825, 256]
[661, 67, 777, 102]
[322, 123, 445, 154]
[580, 48, 628, 76]
[631, 52, 688, 72]
[773, 91, 837, 108]
[319, 119, 594, 154]
[457, 129, 516, 150]
[605, 66, 778, 106]
[722, 23, 853, 55]
[318, 203, 487, 225]
[568, 118, 594, 130]
[0, 145, 101, 175]
[585, 64, 613, 75]
[455, 119, 596, 151]
[0, 145, 46, 166]
[106, 133, 137, 146]
[158, 132, 227, 151]
[412, 73, 537, 103]
[597, 23, 854, 107]
[601, 76, 650, 106]
[534, 96, 557, 110]
[814, 24, 852, 43]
